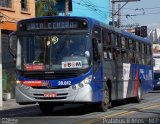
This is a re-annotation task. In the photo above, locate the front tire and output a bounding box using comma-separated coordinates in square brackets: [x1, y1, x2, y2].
[98, 83, 110, 112]
[39, 102, 54, 114]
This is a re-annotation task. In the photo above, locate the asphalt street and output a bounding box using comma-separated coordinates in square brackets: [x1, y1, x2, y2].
[0, 90, 160, 124]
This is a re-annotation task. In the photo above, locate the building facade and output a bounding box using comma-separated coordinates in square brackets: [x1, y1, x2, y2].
[0, 0, 35, 30]
[0, 0, 35, 97]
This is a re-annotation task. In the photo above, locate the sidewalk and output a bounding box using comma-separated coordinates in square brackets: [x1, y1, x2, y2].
[0, 99, 36, 111]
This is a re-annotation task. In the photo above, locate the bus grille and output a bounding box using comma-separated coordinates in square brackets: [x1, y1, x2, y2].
[21, 71, 80, 80]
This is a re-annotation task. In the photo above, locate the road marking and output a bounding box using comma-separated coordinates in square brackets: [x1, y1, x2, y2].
[80, 103, 160, 124]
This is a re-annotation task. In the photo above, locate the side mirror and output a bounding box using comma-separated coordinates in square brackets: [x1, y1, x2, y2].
[85, 51, 90, 58]
[8, 32, 17, 59]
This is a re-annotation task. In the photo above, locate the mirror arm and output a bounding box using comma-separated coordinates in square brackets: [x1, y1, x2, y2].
[8, 32, 17, 58]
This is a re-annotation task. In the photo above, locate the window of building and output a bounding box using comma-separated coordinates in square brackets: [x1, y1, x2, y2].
[0, 0, 12, 8]
[21, 0, 28, 11]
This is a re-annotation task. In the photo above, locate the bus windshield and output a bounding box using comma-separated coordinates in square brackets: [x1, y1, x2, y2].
[20, 35, 91, 71]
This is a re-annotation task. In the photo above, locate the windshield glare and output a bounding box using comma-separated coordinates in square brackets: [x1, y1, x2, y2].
[20, 35, 91, 71]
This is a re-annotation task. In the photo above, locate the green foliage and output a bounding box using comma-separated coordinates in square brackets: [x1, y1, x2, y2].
[2, 70, 16, 98]
[36, 0, 58, 17]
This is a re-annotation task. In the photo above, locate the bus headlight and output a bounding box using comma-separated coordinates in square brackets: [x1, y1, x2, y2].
[81, 75, 92, 84]
[72, 75, 92, 90]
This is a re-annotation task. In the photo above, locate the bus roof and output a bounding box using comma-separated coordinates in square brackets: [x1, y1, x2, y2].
[18, 16, 151, 44]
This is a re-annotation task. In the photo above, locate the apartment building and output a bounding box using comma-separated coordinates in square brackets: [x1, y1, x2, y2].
[0, 0, 35, 95]
[0, 0, 35, 30]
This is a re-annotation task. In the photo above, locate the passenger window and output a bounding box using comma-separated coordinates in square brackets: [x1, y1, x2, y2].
[93, 26, 101, 39]
[103, 47, 113, 60]
[147, 45, 150, 55]
[121, 37, 126, 49]
[136, 54, 142, 64]
[103, 30, 112, 45]
[142, 56, 145, 65]
[142, 44, 145, 54]
[114, 35, 119, 47]
[129, 39, 134, 50]
[121, 50, 128, 62]
[147, 56, 152, 65]
[108, 33, 112, 45]
[128, 51, 135, 63]
[136, 42, 140, 52]
[113, 48, 121, 61]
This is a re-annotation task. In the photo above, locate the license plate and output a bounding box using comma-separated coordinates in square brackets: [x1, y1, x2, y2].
[44, 92, 57, 97]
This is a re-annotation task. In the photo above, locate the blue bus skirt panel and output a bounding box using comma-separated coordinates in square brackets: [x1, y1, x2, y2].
[16, 67, 104, 103]
[90, 63, 103, 102]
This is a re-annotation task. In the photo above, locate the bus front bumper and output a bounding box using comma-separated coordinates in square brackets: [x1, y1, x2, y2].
[16, 84, 93, 104]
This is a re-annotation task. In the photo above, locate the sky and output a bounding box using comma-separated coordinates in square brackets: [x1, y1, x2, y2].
[68, 0, 160, 30]
[70, 0, 109, 24]
[120, 0, 160, 30]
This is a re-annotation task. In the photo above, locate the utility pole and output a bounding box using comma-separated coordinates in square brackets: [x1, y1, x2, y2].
[118, 4, 121, 28]
[111, 0, 140, 27]
[65, 0, 69, 16]
[0, 24, 2, 108]
[112, 0, 115, 27]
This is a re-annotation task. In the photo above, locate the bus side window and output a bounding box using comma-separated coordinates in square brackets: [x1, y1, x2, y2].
[136, 53, 142, 64]
[121, 37, 126, 49]
[142, 43, 145, 54]
[103, 47, 107, 59]
[129, 39, 134, 50]
[146, 45, 152, 65]
[108, 32, 112, 45]
[113, 48, 121, 61]
[102, 29, 112, 45]
[102, 29, 107, 45]
[129, 51, 135, 63]
[103, 47, 112, 60]
[121, 50, 128, 62]
[114, 34, 119, 47]
[136, 41, 140, 52]
[93, 38, 100, 61]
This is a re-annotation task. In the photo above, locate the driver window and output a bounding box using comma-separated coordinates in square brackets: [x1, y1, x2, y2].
[93, 38, 99, 61]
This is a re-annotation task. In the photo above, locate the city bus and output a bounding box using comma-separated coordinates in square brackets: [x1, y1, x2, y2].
[8, 16, 153, 114]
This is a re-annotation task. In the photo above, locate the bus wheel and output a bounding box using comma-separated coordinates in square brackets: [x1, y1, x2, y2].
[98, 83, 110, 112]
[134, 82, 142, 103]
[39, 102, 54, 114]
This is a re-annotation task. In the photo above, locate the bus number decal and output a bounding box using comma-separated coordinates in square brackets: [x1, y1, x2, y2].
[58, 81, 71, 86]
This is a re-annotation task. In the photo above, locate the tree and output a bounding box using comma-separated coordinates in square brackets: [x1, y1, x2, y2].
[36, 0, 58, 17]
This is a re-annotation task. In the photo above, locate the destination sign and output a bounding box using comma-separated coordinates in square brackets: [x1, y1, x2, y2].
[26, 21, 78, 30]
[18, 19, 88, 31]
